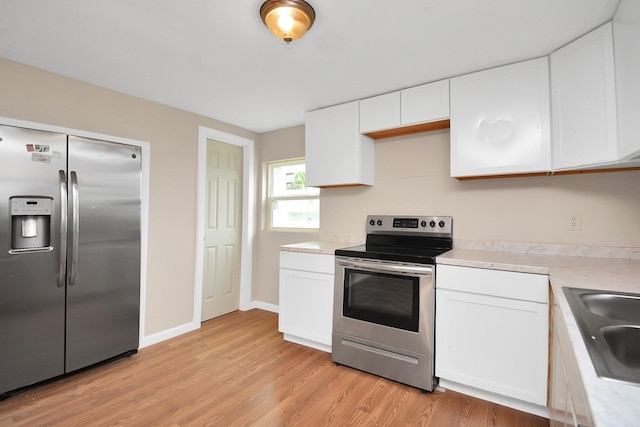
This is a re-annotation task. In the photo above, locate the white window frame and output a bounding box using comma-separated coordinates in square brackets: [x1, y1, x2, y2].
[267, 157, 319, 232]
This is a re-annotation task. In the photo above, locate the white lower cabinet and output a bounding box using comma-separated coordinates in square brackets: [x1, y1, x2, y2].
[279, 251, 334, 352]
[435, 264, 549, 416]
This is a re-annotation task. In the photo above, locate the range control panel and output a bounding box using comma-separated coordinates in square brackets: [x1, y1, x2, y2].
[366, 215, 452, 236]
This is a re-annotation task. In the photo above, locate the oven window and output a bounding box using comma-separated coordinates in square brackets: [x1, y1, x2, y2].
[343, 269, 419, 332]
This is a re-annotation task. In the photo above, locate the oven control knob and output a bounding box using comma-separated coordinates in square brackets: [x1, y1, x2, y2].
[369, 219, 375, 226]
[420, 220, 427, 227]
[376, 219, 383, 226]
[439, 220, 446, 228]
[429, 220, 436, 228]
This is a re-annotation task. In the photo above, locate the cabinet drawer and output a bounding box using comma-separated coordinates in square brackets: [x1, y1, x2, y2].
[436, 264, 548, 303]
[279, 251, 335, 274]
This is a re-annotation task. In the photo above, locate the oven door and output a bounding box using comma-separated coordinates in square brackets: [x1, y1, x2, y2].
[333, 256, 434, 355]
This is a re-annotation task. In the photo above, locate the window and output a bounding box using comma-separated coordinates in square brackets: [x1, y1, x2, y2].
[267, 158, 319, 231]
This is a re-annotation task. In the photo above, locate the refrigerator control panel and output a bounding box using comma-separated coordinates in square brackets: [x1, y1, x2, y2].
[11, 197, 52, 215]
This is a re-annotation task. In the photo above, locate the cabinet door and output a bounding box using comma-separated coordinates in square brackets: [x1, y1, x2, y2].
[437, 264, 548, 302]
[360, 80, 450, 133]
[279, 268, 334, 348]
[552, 301, 594, 426]
[305, 101, 374, 187]
[401, 80, 450, 125]
[551, 22, 617, 170]
[550, 328, 571, 427]
[435, 288, 548, 405]
[614, 0, 640, 160]
[450, 57, 551, 177]
[359, 92, 401, 133]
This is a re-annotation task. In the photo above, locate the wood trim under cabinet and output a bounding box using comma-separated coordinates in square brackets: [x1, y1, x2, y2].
[363, 119, 450, 140]
[315, 183, 370, 189]
[456, 172, 551, 180]
[547, 283, 554, 409]
[552, 166, 640, 175]
[456, 166, 640, 180]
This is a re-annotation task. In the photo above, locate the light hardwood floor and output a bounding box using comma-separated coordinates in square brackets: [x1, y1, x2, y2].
[0, 309, 550, 426]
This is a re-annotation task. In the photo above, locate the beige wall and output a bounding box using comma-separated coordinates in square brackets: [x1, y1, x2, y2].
[253, 125, 319, 305]
[256, 127, 640, 305]
[0, 58, 258, 336]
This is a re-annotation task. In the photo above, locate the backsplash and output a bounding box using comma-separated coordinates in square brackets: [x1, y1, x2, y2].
[454, 239, 640, 260]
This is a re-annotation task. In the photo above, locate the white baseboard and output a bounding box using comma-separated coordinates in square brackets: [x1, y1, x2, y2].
[140, 321, 199, 349]
[249, 300, 279, 313]
[283, 334, 331, 353]
[140, 300, 279, 348]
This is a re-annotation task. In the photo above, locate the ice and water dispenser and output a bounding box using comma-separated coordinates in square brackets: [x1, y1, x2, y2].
[10, 197, 52, 251]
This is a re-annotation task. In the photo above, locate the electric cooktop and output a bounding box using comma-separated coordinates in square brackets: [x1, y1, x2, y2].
[335, 215, 453, 265]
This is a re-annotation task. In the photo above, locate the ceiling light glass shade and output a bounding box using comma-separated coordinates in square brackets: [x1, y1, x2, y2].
[260, 0, 315, 44]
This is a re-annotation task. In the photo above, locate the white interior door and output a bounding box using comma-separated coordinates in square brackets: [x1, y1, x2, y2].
[201, 139, 243, 321]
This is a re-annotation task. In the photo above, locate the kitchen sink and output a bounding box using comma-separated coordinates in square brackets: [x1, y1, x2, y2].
[580, 293, 640, 324]
[601, 325, 640, 371]
[563, 288, 640, 384]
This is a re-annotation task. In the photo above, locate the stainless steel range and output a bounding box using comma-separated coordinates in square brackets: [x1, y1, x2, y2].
[332, 215, 453, 392]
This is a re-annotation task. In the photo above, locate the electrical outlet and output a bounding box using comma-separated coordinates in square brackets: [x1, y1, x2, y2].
[567, 213, 582, 231]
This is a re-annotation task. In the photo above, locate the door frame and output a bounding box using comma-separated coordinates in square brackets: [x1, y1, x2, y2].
[194, 126, 254, 324]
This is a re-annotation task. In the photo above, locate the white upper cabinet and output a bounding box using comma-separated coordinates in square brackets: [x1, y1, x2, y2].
[450, 57, 551, 177]
[305, 101, 374, 187]
[551, 13, 640, 171]
[401, 80, 450, 126]
[359, 80, 450, 134]
[551, 23, 617, 170]
[614, 0, 640, 161]
[359, 92, 401, 133]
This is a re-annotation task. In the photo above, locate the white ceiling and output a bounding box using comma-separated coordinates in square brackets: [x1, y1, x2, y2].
[0, 0, 621, 133]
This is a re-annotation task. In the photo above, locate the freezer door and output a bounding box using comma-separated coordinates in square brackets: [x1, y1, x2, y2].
[0, 124, 67, 394]
[65, 136, 141, 373]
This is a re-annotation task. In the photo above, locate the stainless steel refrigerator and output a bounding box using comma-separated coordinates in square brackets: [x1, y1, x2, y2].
[0, 124, 141, 396]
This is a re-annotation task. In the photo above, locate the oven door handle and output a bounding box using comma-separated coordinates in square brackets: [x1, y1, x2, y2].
[338, 258, 433, 275]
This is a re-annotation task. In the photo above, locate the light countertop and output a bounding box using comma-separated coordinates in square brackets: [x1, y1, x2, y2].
[437, 249, 640, 427]
[280, 240, 360, 255]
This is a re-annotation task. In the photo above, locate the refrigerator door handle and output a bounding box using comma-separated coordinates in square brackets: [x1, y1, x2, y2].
[69, 171, 79, 286]
[58, 170, 67, 288]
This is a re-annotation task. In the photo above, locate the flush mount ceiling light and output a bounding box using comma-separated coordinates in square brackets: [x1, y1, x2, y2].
[260, 0, 316, 44]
